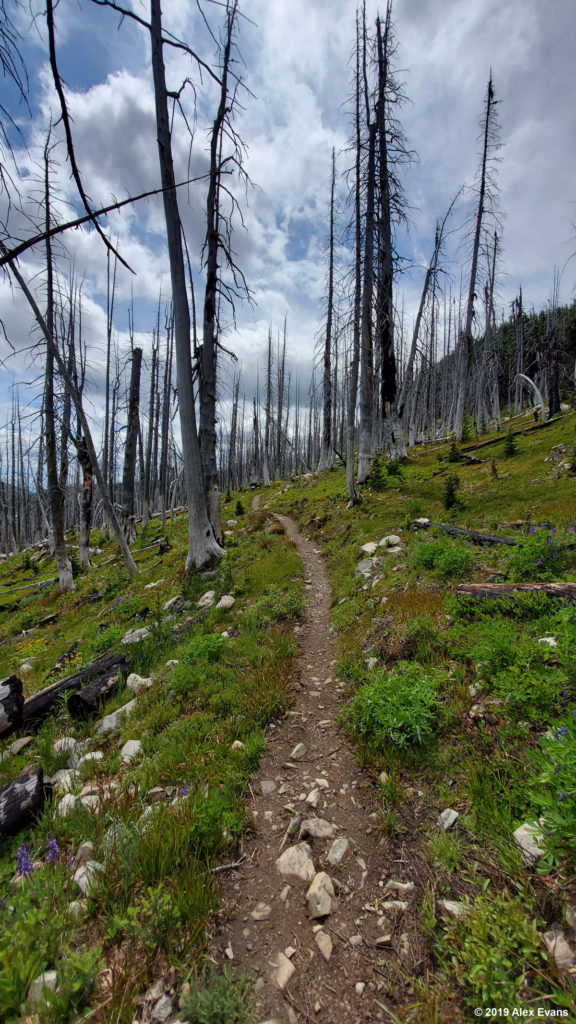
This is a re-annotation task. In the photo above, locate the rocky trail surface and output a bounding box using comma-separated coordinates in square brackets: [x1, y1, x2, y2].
[210, 512, 425, 1024]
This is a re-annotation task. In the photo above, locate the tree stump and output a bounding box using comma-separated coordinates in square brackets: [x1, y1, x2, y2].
[0, 766, 45, 834]
[0, 676, 24, 739]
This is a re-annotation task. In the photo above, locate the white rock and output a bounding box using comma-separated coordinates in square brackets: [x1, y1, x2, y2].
[97, 700, 137, 734]
[383, 880, 415, 896]
[299, 818, 336, 840]
[289, 742, 307, 760]
[306, 787, 320, 808]
[354, 557, 377, 578]
[437, 899, 469, 920]
[29, 970, 59, 1004]
[307, 871, 335, 918]
[251, 902, 272, 921]
[50, 768, 77, 794]
[19, 662, 34, 674]
[543, 929, 576, 972]
[272, 952, 296, 991]
[314, 930, 333, 961]
[381, 900, 408, 913]
[226, 519, 238, 527]
[379, 534, 402, 548]
[73, 860, 104, 896]
[327, 837, 349, 865]
[275, 843, 316, 883]
[126, 673, 153, 694]
[165, 659, 179, 668]
[77, 750, 104, 769]
[79, 794, 102, 811]
[152, 995, 173, 1022]
[355, 981, 365, 996]
[438, 808, 459, 830]
[53, 736, 77, 755]
[144, 578, 165, 591]
[121, 739, 142, 764]
[538, 636, 558, 647]
[74, 840, 94, 867]
[68, 899, 87, 921]
[163, 595, 182, 612]
[57, 793, 77, 817]
[359, 542, 378, 556]
[260, 779, 276, 795]
[365, 657, 378, 671]
[198, 590, 215, 609]
[231, 740, 245, 752]
[216, 594, 235, 610]
[121, 627, 150, 645]
[513, 822, 546, 866]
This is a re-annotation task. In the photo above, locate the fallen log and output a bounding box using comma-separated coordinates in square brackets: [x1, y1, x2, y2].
[460, 413, 570, 454]
[455, 582, 576, 600]
[0, 766, 45, 835]
[0, 675, 24, 738]
[67, 672, 121, 720]
[413, 520, 517, 546]
[23, 653, 128, 726]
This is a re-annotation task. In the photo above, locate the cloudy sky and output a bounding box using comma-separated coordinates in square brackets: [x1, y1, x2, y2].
[0, 0, 574, 428]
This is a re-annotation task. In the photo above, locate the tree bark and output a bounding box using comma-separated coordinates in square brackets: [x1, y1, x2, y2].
[0, 767, 45, 836]
[0, 676, 24, 739]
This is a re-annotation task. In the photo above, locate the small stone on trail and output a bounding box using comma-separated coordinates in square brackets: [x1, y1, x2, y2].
[284, 946, 296, 959]
[327, 837, 349, 865]
[349, 934, 363, 947]
[381, 900, 408, 913]
[375, 934, 393, 947]
[437, 808, 459, 830]
[355, 982, 365, 996]
[251, 902, 272, 921]
[306, 787, 320, 808]
[271, 952, 295, 991]
[299, 818, 336, 840]
[260, 780, 276, 795]
[314, 930, 333, 961]
[384, 880, 415, 896]
[290, 742, 307, 760]
[280, 885, 291, 902]
[224, 946, 234, 960]
[275, 843, 316, 883]
[437, 899, 469, 920]
[307, 871, 335, 918]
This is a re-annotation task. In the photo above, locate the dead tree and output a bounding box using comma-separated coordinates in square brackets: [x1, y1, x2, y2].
[121, 344, 143, 544]
[318, 149, 336, 473]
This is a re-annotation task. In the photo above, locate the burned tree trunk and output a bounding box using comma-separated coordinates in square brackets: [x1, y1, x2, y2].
[0, 766, 45, 835]
[0, 676, 24, 739]
[122, 345, 143, 545]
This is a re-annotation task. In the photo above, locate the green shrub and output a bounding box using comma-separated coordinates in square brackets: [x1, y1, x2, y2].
[439, 889, 548, 1008]
[443, 472, 462, 510]
[183, 966, 256, 1024]
[503, 429, 518, 457]
[366, 453, 387, 491]
[447, 441, 463, 464]
[242, 584, 303, 630]
[403, 615, 444, 663]
[529, 708, 576, 871]
[235, 500, 245, 517]
[508, 531, 568, 582]
[344, 661, 440, 752]
[414, 540, 474, 580]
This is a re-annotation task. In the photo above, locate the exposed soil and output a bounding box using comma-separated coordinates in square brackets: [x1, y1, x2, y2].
[209, 511, 435, 1024]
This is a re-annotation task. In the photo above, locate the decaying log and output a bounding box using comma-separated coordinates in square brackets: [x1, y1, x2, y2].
[23, 653, 128, 726]
[413, 520, 517, 546]
[0, 676, 24, 739]
[0, 766, 45, 834]
[67, 672, 121, 719]
[460, 413, 570, 454]
[456, 582, 576, 600]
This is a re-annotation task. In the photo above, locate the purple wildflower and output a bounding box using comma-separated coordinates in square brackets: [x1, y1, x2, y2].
[16, 843, 35, 878]
[46, 837, 60, 867]
[112, 596, 128, 609]
[529, 523, 536, 535]
[181, 783, 190, 797]
[558, 792, 568, 803]
[562, 690, 571, 707]
[554, 725, 569, 741]
[554, 765, 561, 774]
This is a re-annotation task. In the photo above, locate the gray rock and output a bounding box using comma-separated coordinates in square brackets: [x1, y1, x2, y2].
[146, 787, 168, 804]
[231, 740, 245, 752]
[197, 590, 215, 609]
[226, 519, 238, 527]
[251, 902, 272, 921]
[365, 657, 378, 671]
[289, 742, 307, 760]
[121, 626, 150, 645]
[354, 557, 377, 578]
[299, 818, 336, 840]
[276, 843, 316, 883]
[438, 808, 459, 830]
[513, 822, 546, 866]
[51, 768, 77, 793]
[306, 787, 320, 808]
[76, 750, 104, 770]
[314, 930, 333, 961]
[74, 841, 94, 867]
[216, 594, 235, 610]
[359, 542, 378, 556]
[162, 595, 182, 612]
[271, 952, 295, 990]
[97, 699, 137, 734]
[437, 899, 469, 920]
[260, 779, 276, 795]
[379, 534, 402, 548]
[327, 837, 349, 865]
[120, 739, 142, 764]
[151, 995, 173, 1022]
[57, 793, 77, 817]
[381, 900, 408, 913]
[29, 970, 59, 1004]
[53, 735, 77, 755]
[307, 871, 335, 918]
[542, 929, 576, 972]
[165, 659, 179, 668]
[126, 672, 153, 695]
[73, 860, 104, 896]
[383, 880, 415, 897]
[68, 900, 87, 920]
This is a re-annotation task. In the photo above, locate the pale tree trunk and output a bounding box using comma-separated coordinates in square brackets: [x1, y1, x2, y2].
[121, 345, 142, 545]
[262, 329, 272, 485]
[150, 0, 223, 569]
[318, 149, 336, 473]
[346, 12, 363, 505]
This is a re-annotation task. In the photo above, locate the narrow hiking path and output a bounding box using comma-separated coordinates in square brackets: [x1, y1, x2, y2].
[210, 508, 429, 1024]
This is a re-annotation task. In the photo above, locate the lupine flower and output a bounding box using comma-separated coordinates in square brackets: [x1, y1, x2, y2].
[554, 725, 569, 741]
[554, 765, 561, 774]
[558, 792, 568, 802]
[562, 690, 571, 707]
[181, 783, 190, 797]
[46, 837, 60, 867]
[529, 523, 536, 535]
[17, 844, 35, 877]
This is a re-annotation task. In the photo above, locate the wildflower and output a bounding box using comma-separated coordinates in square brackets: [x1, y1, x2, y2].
[558, 792, 568, 803]
[181, 783, 190, 798]
[17, 844, 35, 878]
[562, 690, 571, 706]
[46, 837, 60, 867]
[554, 725, 569, 741]
[529, 523, 536, 534]
[537, 557, 545, 567]
[547, 535, 554, 548]
[554, 765, 561, 774]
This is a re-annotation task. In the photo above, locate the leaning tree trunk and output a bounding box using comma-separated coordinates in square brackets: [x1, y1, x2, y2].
[150, 0, 223, 569]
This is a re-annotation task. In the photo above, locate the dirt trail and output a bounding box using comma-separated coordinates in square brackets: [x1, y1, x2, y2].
[210, 510, 423, 1024]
